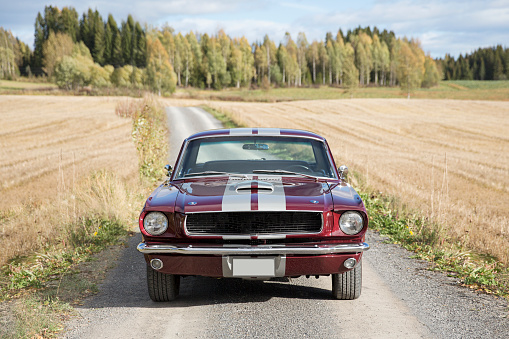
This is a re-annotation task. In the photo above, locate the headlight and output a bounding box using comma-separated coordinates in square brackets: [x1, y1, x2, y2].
[339, 211, 364, 235]
[143, 212, 168, 235]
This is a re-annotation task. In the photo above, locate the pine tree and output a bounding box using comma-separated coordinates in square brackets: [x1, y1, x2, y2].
[103, 21, 113, 64]
[479, 58, 486, 80]
[33, 12, 45, 68]
[121, 20, 131, 65]
[493, 54, 505, 80]
[92, 10, 105, 64]
[60, 7, 79, 42]
[134, 22, 146, 67]
[79, 9, 95, 55]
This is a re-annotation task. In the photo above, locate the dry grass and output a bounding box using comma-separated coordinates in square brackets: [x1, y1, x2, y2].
[207, 99, 509, 264]
[0, 95, 140, 266]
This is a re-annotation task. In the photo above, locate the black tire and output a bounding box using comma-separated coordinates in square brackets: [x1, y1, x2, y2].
[146, 265, 180, 302]
[332, 261, 362, 300]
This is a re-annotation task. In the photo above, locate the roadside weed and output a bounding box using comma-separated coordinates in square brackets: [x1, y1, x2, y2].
[361, 189, 509, 297]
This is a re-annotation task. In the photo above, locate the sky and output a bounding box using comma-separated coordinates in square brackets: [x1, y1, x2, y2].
[1, 0, 508, 58]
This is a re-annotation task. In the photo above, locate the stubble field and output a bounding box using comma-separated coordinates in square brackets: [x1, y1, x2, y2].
[0, 95, 139, 265]
[207, 99, 509, 264]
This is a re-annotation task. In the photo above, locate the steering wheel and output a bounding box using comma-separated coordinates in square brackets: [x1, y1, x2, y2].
[286, 164, 313, 173]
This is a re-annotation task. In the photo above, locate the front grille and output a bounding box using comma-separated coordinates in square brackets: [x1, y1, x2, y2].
[185, 212, 322, 235]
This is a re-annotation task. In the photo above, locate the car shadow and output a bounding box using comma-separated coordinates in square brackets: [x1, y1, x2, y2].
[78, 232, 335, 310]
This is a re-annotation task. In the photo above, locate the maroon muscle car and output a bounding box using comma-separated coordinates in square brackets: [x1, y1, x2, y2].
[137, 128, 369, 301]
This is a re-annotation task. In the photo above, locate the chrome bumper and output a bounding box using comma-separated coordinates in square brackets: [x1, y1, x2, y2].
[137, 242, 369, 256]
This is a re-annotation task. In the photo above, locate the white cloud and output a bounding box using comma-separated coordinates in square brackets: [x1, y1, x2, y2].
[167, 18, 292, 43]
[280, 2, 323, 13]
[303, 0, 509, 57]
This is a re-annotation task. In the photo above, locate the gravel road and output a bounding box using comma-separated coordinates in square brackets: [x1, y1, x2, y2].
[64, 107, 509, 339]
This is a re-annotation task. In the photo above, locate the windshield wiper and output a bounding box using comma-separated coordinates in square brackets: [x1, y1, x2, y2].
[184, 171, 249, 179]
[252, 169, 318, 181]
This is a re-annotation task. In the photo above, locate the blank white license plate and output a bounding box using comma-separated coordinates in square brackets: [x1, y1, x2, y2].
[232, 258, 276, 277]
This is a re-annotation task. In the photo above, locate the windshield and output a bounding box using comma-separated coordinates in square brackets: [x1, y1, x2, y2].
[175, 136, 336, 179]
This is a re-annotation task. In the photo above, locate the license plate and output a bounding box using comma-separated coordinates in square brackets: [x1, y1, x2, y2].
[232, 257, 276, 277]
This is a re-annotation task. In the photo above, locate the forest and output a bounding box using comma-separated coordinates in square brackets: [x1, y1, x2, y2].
[439, 46, 509, 81]
[1, 5, 506, 95]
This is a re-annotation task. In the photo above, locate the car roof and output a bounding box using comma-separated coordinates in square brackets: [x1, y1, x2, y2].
[186, 128, 326, 141]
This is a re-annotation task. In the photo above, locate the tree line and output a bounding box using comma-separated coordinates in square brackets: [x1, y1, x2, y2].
[0, 28, 31, 79]
[33, 6, 147, 72]
[0, 5, 455, 95]
[439, 46, 509, 80]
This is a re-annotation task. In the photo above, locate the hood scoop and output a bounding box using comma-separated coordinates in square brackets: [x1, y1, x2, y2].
[235, 180, 274, 194]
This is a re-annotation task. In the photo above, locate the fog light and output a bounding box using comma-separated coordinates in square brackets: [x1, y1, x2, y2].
[344, 258, 357, 269]
[150, 258, 163, 270]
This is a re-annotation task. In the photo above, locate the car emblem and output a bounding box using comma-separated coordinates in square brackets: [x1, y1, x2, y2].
[188, 201, 198, 205]
[310, 200, 319, 204]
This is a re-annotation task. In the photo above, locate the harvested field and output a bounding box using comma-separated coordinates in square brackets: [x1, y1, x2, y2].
[0, 95, 137, 209]
[207, 99, 509, 264]
[0, 95, 139, 265]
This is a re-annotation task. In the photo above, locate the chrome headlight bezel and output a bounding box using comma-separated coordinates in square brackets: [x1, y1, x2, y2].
[339, 211, 364, 235]
[143, 212, 169, 236]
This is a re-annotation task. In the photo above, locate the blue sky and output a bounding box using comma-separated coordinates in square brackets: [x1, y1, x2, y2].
[1, 0, 508, 58]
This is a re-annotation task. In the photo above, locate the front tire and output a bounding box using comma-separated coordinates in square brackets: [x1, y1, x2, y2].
[146, 265, 180, 302]
[332, 261, 362, 300]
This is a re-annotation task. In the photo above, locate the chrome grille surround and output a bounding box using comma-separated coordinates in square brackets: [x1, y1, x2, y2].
[185, 211, 323, 236]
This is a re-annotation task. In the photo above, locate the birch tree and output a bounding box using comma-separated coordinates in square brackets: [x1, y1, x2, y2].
[296, 32, 308, 86]
[307, 40, 319, 83]
[230, 39, 243, 88]
[396, 39, 425, 98]
[42, 31, 74, 78]
[146, 36, 176, 95]
[318, 42, 328, 85]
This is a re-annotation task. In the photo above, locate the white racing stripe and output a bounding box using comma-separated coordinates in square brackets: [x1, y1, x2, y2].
[222, 176, 252, 211]
[257, 176, 286, 211]
[229, 128, 253, 135]
[221, 176, 287, 212]
[258, 128, 280, 135]
[229, 128, 281, 136]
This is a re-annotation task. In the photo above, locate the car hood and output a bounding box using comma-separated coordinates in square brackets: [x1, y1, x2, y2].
[170, 176, 335, 213]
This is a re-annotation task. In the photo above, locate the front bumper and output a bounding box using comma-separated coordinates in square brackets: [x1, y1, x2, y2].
[137, 242, 370, 255]
[138, 242, 369, 278]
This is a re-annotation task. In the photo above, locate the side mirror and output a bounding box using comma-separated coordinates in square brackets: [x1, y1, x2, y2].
[338, 165, 348, 181]
[164, 164, 172, 177]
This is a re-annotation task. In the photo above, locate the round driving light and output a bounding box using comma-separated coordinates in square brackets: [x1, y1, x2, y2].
[143, 212, 168, 236]
[339, 211, 364, 235]
[344, 258, 357, 269]
[150, 259, 163, 270]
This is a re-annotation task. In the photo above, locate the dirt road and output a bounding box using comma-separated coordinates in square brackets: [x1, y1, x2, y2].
[64, 107, 509, 339]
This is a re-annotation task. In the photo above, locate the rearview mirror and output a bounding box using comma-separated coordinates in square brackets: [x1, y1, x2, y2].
[242, 143, 269, 150]
[164, 164, 172, 177]
[338, 165, 348, 181]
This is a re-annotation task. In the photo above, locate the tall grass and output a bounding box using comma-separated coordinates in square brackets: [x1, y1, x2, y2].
[0, 170, 142, 269]
[115, 95, 168, 181]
